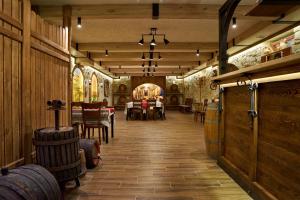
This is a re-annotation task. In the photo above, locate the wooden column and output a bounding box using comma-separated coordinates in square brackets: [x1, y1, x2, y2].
[22, 0, 32, 164]
[63, 5, 72, 125]
[219, 0, 240, 74]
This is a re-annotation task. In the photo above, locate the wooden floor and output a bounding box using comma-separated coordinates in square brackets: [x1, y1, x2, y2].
[65, 111, 252, 200]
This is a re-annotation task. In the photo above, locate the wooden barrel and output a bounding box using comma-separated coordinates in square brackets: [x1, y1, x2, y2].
[79, 139, 101, 169]
[79, 149, 87, 176]
[204, 103, 219, 159]
[0, 164, 61, 200]
[34, 126, 81, 185]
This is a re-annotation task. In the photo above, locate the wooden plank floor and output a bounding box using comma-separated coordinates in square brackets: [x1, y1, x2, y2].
[65, 111, 252, 200]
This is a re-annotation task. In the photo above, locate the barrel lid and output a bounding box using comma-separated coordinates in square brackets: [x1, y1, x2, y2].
[39, 127, 73, 133]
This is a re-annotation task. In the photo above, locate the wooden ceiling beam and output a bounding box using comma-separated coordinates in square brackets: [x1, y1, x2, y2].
[109, 68, 188, 72]
[101, 61, 199, 67]
[77, 42, 219, 53]
[35, 4, 275, 20]
[113, 72, 183, 76]
[90, 52, 211, 62]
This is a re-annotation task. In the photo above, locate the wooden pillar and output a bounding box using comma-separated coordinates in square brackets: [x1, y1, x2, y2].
[63, 5, 72, 125]
[219, 0, 241, 75]
[22, 0, 32, 164]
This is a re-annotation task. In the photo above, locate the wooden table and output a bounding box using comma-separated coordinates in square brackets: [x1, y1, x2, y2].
[72, 108, 115, 143]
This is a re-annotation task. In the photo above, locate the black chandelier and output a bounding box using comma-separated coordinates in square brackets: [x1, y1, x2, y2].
[138, 28, 170, 46]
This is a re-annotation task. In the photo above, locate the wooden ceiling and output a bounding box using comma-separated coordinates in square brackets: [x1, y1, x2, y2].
[31, 0, 300, 77]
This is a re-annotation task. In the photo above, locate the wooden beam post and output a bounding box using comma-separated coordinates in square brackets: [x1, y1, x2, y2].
[22, 0, 32, 164]
[63, 5, 72, 125]
[219, 0, 241, 74]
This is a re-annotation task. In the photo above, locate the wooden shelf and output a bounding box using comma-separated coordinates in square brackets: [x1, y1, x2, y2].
[212, 53, 300, 82]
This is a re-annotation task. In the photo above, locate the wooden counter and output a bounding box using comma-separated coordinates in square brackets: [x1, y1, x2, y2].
[214, 53, 300, 200]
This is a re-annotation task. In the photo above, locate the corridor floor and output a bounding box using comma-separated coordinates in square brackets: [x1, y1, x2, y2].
[65, 111, 252, 200]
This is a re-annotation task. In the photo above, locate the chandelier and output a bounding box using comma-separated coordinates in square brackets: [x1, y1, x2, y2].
[138, 28, 170, 46]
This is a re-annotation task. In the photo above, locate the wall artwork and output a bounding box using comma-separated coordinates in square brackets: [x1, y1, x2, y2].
[72, 67, 84, 102]
[104, 79, 110, 97]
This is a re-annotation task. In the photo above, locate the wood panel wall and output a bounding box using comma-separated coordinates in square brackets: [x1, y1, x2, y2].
[256, 80, 300, 200]
[0, 0, 70, 168]
[223, 86, 251, 176]
[219, 79, 300, 200]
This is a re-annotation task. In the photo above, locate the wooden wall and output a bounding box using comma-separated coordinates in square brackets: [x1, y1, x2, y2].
[0, 0, 70, 168]
[219, 79, 300, 200]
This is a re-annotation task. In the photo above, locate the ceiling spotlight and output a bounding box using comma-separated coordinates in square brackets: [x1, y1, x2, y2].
[142, 63, 145, 67]
[232, 17, 237, 29]
[198, 61, 201, 66]
[77, 17, 82, 28]
[155, 63, 158, 67]
[142, 53, 145, 60]
[143, 68, 145, 72]
[105, 49, 109, 56]
[153, 68, 156, 72]
[150, 35, 156, 46]
[158, 53, 162, 60]
[163, 36, 170, 45]
[196, 49, 200, 57]
[148, 68, 150, 72]
[138, 36, 144, 45]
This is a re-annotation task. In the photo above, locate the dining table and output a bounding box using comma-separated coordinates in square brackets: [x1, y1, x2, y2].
[72, 107, 115, 143]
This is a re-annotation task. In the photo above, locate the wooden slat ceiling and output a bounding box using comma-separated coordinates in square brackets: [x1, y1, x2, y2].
[32, 0, 300, 77]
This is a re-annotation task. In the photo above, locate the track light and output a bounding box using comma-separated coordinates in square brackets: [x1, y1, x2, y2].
[150, 35, 156, 46]
[196, 49, 200, 57]
[232, 17, 237, 29]
[142, 53, 145, 60]
[77, 17, 82, 28]
[105, 50, 109, 56]
[138, 36, 144, 45]
[163, 36, 170, 45]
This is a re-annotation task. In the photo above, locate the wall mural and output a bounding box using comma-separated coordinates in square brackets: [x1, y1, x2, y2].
[91, 73, 98, 102]
[72, 67, 84, 102]
[132, 83, 163, 100]
[104, 79, 110, 97]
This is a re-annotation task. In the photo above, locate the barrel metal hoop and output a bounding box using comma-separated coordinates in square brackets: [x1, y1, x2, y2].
[33, 137, 79, 146]
[46, 159, 81, 172]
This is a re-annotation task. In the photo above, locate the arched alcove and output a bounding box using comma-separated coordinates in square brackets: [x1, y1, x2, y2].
[72, 67, 84, 102]
[90, 73, 98, 102]
[132, 83, 164, 100]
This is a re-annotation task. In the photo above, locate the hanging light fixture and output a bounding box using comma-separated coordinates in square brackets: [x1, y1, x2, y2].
[142, 62, 145, 67]
[155, 63, 158, 67]
[150, 35, 156, 46]
[153, 68, 156, 72]
[138, 28, 170, 47]
[198, 61, 201, 66]
[158, 53, 162, 60]
[196, 49, 200, 57]
[149, 52, 154, 60]
[163, 36, 170, 45]
[77, 17, 82, 28]
[105, 49, 109, 56]
[138, 36, 144, 45]
[232, 17, 237, 29]
[142, 53, 145, 60]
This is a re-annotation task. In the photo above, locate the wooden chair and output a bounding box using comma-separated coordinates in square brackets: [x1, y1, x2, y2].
[82, 103, 108, 144]
[194, 99, 208, 124]
[179, 98, 193, 113]
[71, 102, 84, 134]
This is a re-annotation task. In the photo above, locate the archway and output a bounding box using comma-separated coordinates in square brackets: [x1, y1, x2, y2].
[72, 67, 84, 102]
[132, 83, 164, 100]
[90, 73, 98, 102]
